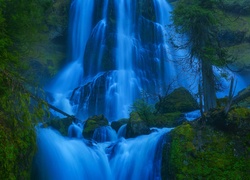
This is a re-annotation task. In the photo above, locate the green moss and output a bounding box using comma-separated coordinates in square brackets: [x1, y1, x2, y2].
[125, 112, 150, 138]
[83, 120, 99, 134]
[164, 118, 250, 179]
[129, 111, 142, 122]
[153, 112, 182, 127]
[228, 107, 250, 121]
[0, 115, 36, 179]
[82, 115, 109, 139]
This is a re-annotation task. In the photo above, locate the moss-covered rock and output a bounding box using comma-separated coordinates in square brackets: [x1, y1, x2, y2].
[155, 87, 199, 114]
[162, 108, 250, 179]
[82, 114, 109, 139]
[125, 112, 150, 138]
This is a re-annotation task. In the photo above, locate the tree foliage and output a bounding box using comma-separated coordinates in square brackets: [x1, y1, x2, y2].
[171, 0, 230, 112]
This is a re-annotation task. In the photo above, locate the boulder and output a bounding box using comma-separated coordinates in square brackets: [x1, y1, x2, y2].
[82, 114, 109, 139]
[155, 87, 199, 114]
[111, 118, 129, 132]
[125, 112, 150, 138]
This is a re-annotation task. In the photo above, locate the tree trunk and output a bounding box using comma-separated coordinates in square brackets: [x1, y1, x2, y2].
[201, 59, 217, 112]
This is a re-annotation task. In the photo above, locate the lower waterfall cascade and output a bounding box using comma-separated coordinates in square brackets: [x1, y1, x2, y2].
[32, 126, 172, 180]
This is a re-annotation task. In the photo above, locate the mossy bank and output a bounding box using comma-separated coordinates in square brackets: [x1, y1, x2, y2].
[162, 108, 250, 179]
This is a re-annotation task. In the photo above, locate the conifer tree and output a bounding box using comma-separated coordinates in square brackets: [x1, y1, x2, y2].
[172, 0, 228, 112]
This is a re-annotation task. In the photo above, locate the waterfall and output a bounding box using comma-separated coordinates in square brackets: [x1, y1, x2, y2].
[33, 127, 172, 180]
[93, 126, 118, 142]
[46, 0, 95, 116]
[117, 124, 127, 138]
[46, 0, 182, 121]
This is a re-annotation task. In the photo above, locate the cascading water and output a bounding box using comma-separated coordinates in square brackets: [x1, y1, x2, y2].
[93, 126, 117, 142]
[46, 0, 95, 116]
[33, 127, 172, 180]
[39, 1, 183, 176]
[46, 0, 181, 121]
[35, 0, 250, 179]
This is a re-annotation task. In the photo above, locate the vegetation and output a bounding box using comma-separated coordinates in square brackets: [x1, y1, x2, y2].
[130, 87, 197, 128]
[171, 0, 232, 112]
[162, 111, 250, 179]
[164, 1, 250, 178]
[0, 0, 70, 178]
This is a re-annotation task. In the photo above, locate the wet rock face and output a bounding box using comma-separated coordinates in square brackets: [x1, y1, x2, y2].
[71, 72, 110, 119]
[155, 87, 199, 114]
[125, 112, 150, 138]
[111, 118, 129, 132]
[82, 114, 109, 139]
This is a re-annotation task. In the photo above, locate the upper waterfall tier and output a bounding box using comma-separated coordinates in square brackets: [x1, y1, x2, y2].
[47, 0, 187, 121]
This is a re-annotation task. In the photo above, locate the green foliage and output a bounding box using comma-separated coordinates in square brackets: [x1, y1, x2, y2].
[0, 0, 71, 84]
[131, 99, 155, 124]
[171, 0, 234, 111]
[0, 69, 48, 179]
[0, 0, 57, 178]
[172, 0, 228, 65]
